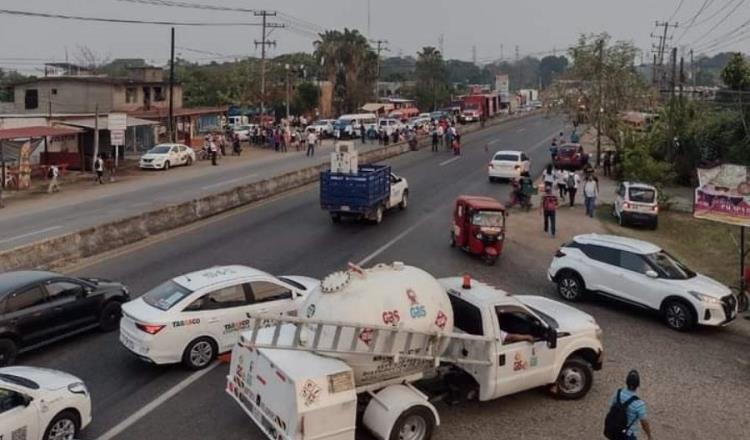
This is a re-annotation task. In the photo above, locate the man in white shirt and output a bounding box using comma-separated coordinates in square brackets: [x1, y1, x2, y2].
[47, 163, 60, 193]
[566, 171, 581, 207]
[583, 174, 599, 218]
[306, 131, 317, 157]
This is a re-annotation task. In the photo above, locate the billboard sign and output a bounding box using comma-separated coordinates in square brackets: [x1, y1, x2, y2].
[694, 164, 750, 226]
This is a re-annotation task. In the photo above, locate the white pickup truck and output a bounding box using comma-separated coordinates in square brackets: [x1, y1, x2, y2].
[226, 265, 603, 440]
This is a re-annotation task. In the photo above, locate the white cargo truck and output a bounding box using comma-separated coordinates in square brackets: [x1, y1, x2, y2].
[226, 263, 604, 440]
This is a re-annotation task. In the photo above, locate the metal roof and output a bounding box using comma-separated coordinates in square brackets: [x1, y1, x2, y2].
[59, 116, 158, 130]
[457, 195, 506, 211]
[0, 126, 82, 140]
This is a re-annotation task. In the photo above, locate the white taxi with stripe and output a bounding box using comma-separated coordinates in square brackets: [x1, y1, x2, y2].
[119, 266, 317, 370]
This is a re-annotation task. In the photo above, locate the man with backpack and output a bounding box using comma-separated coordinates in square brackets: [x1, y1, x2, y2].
[540, 187, 558, 238]
[604, 370, 652, 440]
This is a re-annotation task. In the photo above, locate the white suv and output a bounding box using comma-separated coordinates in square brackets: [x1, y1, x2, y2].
[547, 234, 738, 331]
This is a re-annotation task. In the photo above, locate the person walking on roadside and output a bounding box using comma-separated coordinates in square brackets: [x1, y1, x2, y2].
[540, 187, 558, 238]
[604, 370, 652, 440]
[431, 126, 439, 152]
[603, 151, 612, 177]
[549, 139, 559, 163]
[105, 154, 116, 182]
[583, 173, 599, 217]
[437, 124, 445, 149]
[47, 162, 60, 193]
[360, 122, 366, 144]
[232, 133, 242, 156]
[219, 134, 227, 157]
[210, 138, 219, 166]
[555, 167, 568, 201]
[306, 130, 317, 157]
[94, 154, 105, 184]
[542, 164, 555, 191]
[566, 170, 580, 207]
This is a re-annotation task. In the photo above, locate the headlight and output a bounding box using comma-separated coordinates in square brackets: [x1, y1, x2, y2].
[688, 291, 722, 305]
[595, 326, 603, 343]
[475, 233, 482, 240]
[68, 382, 88, 396]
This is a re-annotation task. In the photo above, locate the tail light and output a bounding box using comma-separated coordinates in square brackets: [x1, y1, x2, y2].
[136, 323, 165, 335]
[623, 202, 631, 209]
[514, 165, 521, 170]
[554, 249, 566, 258]
[652, 205, 659, 212]
[488, 162, 494, 169]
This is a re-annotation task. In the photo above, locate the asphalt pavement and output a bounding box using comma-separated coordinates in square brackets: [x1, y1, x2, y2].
[16, 112, 749, 440]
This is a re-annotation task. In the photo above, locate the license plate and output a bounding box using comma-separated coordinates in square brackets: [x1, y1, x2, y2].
[120, 333, 135, 350]
[340, 206, 350, 212]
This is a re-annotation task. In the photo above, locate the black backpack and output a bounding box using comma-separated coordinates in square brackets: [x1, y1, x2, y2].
[604, 389, 639, 440]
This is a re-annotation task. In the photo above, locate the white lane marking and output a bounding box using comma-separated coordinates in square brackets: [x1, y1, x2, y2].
[357, 219, 427, 266]
[439, 157, 461, 167]
[0, 225, 63, 244]
[97, 362, 220, 440]
[201, 175, 255, 190]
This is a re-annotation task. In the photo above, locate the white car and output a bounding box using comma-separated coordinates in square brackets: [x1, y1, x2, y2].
[406, 116, 431, 130]
[0, 366, 92, 440]
[306, 119, 335, 137]
[548, 234, 738, 331]
[614, 181, 659, 229]
[120, 265, 318, 369]
[378, 118, 403, 136]
[234, 125, 257, 142]
[488, 150, 531, 181]
[139, 143, 195, 170]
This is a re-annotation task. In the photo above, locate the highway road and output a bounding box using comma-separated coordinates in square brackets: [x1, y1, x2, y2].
[17, 113, 750, 440]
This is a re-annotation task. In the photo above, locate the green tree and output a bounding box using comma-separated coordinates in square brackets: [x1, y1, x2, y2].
[415, 47, 449, 111]
[721, 53, 750, 90]
[539, 55, 569, 88]
[293, 82, 319, 114]
[314, 29, 377, 114]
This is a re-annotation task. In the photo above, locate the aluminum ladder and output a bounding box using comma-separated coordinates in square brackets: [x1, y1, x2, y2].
[240, 313, 494, 366]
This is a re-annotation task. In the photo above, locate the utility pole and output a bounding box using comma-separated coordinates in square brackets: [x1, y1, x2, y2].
[679, 55, 685, 101]
[596, 38, 604, 167]
[285, 64, 291, 120]
[500, 43, 504, 61]
[652, 21, 678, 92]
[93, 104, 99, 174]
[254, 11, 284, 125]
[168, 27, 175, 143]
[472, 45, 477, 66]
[515, 45, 521, 90]
[438, 34, 444, 55]
[366, 0, 371, 38]
[372, 39, 389, 97]
[690, 49, 696, 89]
[670, 47, 677, 100]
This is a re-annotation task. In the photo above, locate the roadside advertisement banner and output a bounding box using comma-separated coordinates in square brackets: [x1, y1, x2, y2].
[694, 164, 750, 226]
[495, 74, 509, 96]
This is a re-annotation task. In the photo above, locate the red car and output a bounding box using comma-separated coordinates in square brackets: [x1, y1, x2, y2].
[554, 143, 590, 170]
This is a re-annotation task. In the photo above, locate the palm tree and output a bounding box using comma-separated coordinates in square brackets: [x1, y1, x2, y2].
[416, 47, 448, 111]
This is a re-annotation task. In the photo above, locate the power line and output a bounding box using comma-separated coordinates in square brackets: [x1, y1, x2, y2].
[693, 17, 750, 52]
[0, 8, 261, 26]
[688, 0, 746, 47]
[691, 0, 741, 27]
[668, 0, 686, 22]
[115, 0, 256, 13]
[676, 0, 715, 41]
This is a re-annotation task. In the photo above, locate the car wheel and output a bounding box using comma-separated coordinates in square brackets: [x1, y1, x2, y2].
[182, 337, 217, 370]
[556, 271, 585, 302]
[186, 156, 193, 166]
[388, 406, 436, 440]
[98, 301, 122, 332]
[662, 299, 696, 331]
[0, 338, 18, 367]
[489, 176, 495, 183]
[400, 191, 408, 210]
[43, 410, 80, 440]
[552, 357, 593, 400]
[331, 213, 341, 224]
[163, 161, 170, 171]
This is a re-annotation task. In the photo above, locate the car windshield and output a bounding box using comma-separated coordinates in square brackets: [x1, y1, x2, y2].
[277, 276, 305, 290]
[148, 146, 171, 154]
[644, 251, 696, 280]
[472, 210, 504, 227]
[629, 187, 656, 203]
[526, 306, 559, 329]
[336, 119, 352, 126]
[0, 373, 39, 389]
[142, 279, 193, 311]
[494, 153, 519, 162]
[559, 147, 578, 155]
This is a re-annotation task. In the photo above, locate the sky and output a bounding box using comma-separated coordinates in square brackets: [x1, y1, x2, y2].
[1, 0, 748, 74]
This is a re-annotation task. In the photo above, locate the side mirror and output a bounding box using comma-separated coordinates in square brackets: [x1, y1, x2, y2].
[23, 394, 33, 407]
[646, 270, 659, 279]
[546, 329, 558, 349]
[84, 286, 94, 296]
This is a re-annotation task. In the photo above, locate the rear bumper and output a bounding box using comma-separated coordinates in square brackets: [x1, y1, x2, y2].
[622, 211, 658, 224]
[489, 168, 521, 179]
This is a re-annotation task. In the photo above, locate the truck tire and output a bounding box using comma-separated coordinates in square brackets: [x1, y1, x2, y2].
[331, 213, 341, 223]
[43, 410, 80, 440]
[374, 205, 384, 224]
[552, 357, 593, 400]
[389, 406, 436, 440]
[0, 338, 18, 367]
[399, 191, 409, 210]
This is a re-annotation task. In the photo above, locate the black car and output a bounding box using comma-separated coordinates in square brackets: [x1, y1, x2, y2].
[0, 271, 130, 366]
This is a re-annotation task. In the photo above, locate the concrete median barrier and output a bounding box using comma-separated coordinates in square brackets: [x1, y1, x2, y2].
[0, 111, 539, 271]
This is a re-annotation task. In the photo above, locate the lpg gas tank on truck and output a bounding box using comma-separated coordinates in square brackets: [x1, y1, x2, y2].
[227, 263, 604, 440]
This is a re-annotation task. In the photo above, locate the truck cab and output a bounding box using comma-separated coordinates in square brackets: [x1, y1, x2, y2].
[439, 277, 603, 401]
